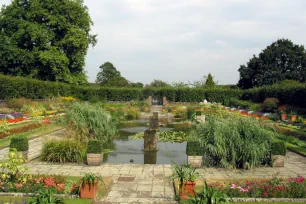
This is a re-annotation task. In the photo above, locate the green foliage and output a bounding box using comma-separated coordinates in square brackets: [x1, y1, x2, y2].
[186, 181, 231, 204]
[170, 164, 199, 183]
[96, 62, 121, 85]
[205, 73, 216, 87]
[159, 131, 190, 142]
[228, 98, 259, 110]
[148, 79, 170, 88]
[7, 98, 31, 110]
[0, 120, 9, 135]
[10, 135, 29, 151]
[238, 39, 306, 89]
[262, 98, 279, 112]
[271, 141, 286, 155]
[29, 189, 64, 204]
[60, 102, 118, 143]
[106, 76, 130, 87]
[87, 139, 103, 154]
[0, 149, 27, 182]
[41, 140, 85, 163]
[186, 142, 204, 156]
[193, 116, 275, 169]
[0, 0, 96, 85]
[80, 173, 104, 190]
[125, 107, 140, 120]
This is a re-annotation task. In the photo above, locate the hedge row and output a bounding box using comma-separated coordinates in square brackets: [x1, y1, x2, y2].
[0, 75, 241, 103]
[1, 74, 306, 106]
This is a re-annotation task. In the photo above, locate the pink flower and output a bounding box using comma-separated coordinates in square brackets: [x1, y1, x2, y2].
[239, 187, 249, 192]
[230, 184, 237, 189]
[295, 176, 305, 183]
[44, 177, 56, 188]
[15, 183, 23, 189]
[264, 191, 268, 197]
[288, 178, 295, 183]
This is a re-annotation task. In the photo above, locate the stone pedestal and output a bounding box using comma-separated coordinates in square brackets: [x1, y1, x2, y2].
[144, 151, 157, 164]
[188, 156, 203, 168]
[143, 129, 158, 151]
[149, 112, 159, 130]
[163, 97, 168, 106]
[147, 96, 152, 106]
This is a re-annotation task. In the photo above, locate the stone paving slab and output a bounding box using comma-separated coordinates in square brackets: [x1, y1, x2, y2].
[23, 151, 306, 203]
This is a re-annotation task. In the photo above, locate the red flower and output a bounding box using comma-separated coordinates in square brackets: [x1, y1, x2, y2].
[263, 191, 268, 197]
[44, 177, 56, 188]
[295, 176, 305, 183]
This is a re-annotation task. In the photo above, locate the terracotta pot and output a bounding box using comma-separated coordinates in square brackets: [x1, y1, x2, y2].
[87, 153, 103, 166]
[281, 114, 287, 121]
[195, 108, 201, 111]
[179, 181, 196, 200]
[80, 181, 98, 199]
[291, 115, 297, 122]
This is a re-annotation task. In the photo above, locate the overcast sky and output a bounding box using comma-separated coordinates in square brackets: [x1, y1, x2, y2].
[2, 0, 306, 84]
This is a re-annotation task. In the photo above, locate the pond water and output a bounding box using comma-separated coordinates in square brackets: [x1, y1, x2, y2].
[103, 118, 191, 165]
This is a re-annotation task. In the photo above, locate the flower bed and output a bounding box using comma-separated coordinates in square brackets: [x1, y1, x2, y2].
[0, 122, 42, 139]
[208, 176, 306, 198]
[0, 175, 79, 195]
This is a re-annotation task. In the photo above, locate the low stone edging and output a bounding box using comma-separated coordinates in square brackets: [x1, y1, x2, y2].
[0, 192, 79, 199]
[232, 198, 306, 203]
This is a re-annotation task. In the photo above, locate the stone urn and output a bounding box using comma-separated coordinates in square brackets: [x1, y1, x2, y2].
[187, 156, 203, 168]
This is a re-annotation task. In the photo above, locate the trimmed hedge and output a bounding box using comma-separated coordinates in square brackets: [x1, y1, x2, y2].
[186, 141, 204, 156]
[1, 74, 306, 106]
[87, 139, 103, 154]
[271, 141, 286, 156]
[10, 135, 29, 151]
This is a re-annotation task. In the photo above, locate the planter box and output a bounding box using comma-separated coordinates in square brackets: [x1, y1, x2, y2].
[272, 155, 285, 167]
[281, 114, 287, 121]
[188, 156, 203, 168]
[180, 181, 196, 200]
[291, 115, 297, 122]
[80, 182, 98, 199]
[87, 153, 103, 166]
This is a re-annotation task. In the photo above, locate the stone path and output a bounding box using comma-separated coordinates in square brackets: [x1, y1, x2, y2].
[0, 129, 64, 161]
[24, 151, 306, 203]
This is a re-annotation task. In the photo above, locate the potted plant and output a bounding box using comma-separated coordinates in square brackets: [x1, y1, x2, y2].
[280, 110, 287, 121]
[86, 139, 103, 166]
[289, 111, 297, 122]
[186, 142, 204, 168]
[10, 135, 29, 161]
[271, 141, 286, 167]
[79, 173, 103, 199]
[170, 164, 199, 201]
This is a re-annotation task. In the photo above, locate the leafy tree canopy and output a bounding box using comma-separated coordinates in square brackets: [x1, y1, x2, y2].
[106, 76, 129, 87]
[96, 62, 120, 85]
[238, 39, 306, 89]
[147, 79, 170, 88]
[0, 0, 97, 85]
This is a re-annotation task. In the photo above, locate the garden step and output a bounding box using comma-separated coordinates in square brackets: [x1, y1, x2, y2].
[95, 197, 177, 203]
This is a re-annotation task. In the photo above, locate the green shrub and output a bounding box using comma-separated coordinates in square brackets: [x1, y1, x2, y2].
[10, 135, 29, 151]
[41, 140, 85, 163]
[262, 98, 279, 112]
[7, 98, 31, 110]
[125, 107, 140, 120]
[192, 116, 275, 169]
[87, 139, 103, 154]
[60, 103, 118, 143]
[271, 141, 286, 155]
[186, 142, 204, 156]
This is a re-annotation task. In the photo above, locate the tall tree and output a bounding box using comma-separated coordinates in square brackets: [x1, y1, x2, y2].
[147, 79, 170, 88]
[0, 0, 97, 85]
[106, 76, 129, 87]
[205, 73, 216, 87]
[238, 39, 306, 89]
[96, 62, 120, 85]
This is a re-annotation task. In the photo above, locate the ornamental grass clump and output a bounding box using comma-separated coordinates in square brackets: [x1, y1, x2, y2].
[41, 140, 85, 163]
[60, 102, 118, 143]
[193, 116, 275, 169]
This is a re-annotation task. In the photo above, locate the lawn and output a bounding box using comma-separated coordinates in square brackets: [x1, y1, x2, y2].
[0, 123, 63, 148]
